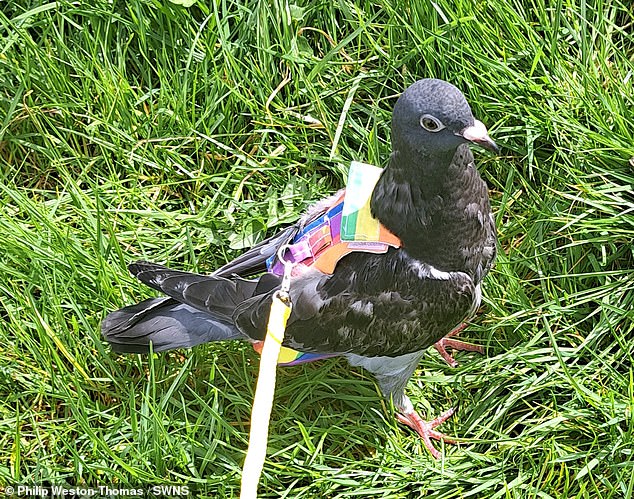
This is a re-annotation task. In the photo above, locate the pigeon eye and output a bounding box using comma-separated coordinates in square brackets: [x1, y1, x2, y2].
[420, 114, 445, 132]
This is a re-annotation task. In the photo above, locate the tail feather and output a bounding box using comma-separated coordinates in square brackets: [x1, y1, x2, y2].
[101, 297, 245, 353]
[129, 261, 259, 318]
[101, 261, 282, 353]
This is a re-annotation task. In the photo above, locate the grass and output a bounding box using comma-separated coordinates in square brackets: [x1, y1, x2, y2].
[1, 0, 633, 496]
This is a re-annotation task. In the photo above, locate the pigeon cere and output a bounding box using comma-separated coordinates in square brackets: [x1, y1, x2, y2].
[102, 78, 498, 460]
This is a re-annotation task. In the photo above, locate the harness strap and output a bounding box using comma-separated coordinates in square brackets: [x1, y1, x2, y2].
[267, 189, 401, 276]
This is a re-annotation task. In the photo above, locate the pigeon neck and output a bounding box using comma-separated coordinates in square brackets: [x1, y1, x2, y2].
[370, 146, 454, 219]
[369, 144, 474, 263]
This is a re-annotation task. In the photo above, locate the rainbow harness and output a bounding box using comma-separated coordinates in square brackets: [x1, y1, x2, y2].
[256, 162, 402, 366]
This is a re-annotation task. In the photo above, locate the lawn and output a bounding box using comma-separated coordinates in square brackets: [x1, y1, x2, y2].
[1, 0, 633, 497]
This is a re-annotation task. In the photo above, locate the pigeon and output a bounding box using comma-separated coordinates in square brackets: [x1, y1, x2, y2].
[102, 78, 498, 458]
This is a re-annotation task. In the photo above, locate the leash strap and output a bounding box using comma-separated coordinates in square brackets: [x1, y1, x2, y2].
[240, 250, 293, 498]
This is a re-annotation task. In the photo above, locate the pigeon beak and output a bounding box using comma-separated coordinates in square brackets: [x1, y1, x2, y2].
[459, 119, 498, 153]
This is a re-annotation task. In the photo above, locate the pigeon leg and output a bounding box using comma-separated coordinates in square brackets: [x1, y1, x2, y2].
[434, 323, 484, 367]
[396, 407, 456, 459]
[346, 352, 457, 458]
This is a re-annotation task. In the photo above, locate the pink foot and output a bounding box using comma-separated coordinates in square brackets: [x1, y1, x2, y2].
[252, 340, 264, 354]
[396, 407, 456, 458]
[434, 323, 484, 367]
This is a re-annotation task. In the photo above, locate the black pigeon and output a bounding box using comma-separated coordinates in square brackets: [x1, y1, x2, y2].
[102, 78, 498, 458]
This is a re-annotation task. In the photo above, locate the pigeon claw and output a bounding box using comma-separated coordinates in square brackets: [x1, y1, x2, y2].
[434, 323, 484, 367]
[396, 407, 456, 459]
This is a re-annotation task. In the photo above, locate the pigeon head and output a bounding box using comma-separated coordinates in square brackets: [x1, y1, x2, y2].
[391, 78, 497, 158]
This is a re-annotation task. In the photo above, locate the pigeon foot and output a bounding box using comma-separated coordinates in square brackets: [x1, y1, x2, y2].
[396, 407, 456, 458]
[434, 323, 484, 367]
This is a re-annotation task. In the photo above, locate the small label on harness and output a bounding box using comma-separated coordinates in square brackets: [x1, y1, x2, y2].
[341, 162, 384, 242]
